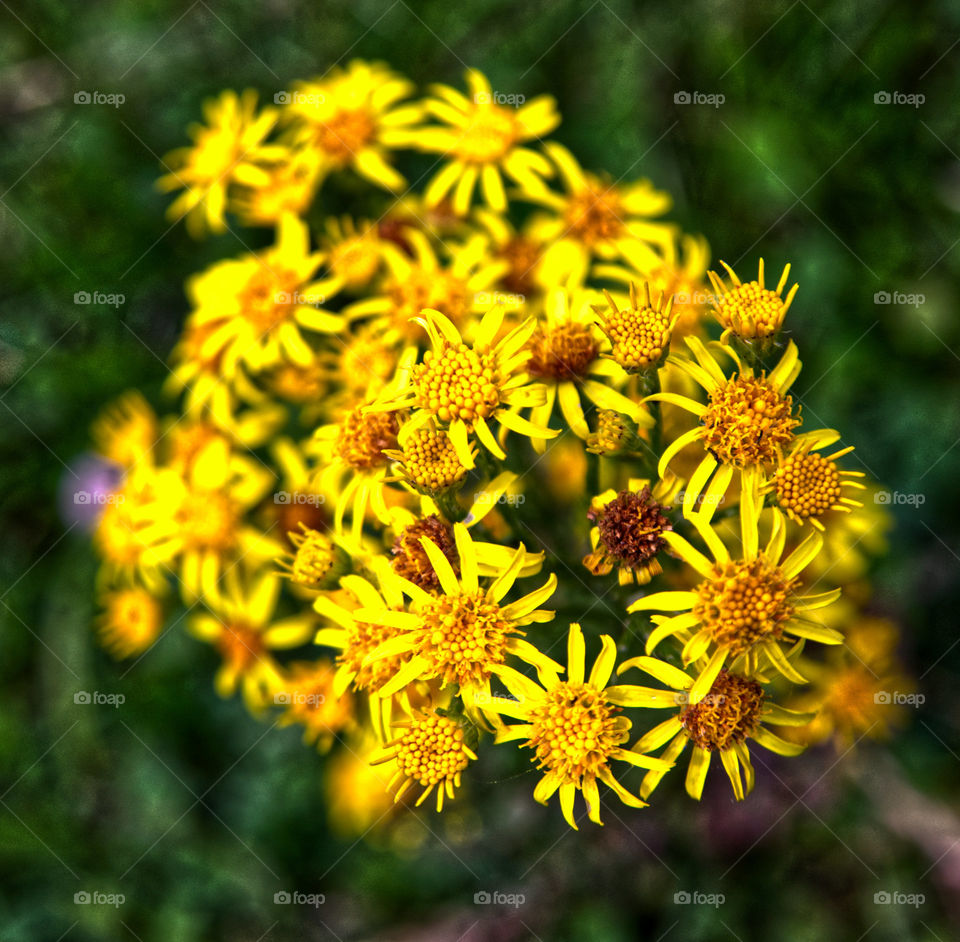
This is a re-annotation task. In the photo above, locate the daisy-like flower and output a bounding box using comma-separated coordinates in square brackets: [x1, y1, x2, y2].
[189, 568, 315, 712]
[275, 522, 344, 592]
[417, 68, 560, 214]
[522, 288, 652, 447]
[384, 421, 475, 497]
[91, 391, 158, 471]
[310, 398, 402, 540]
[158, 89, 285, 236]
[188, 213, 344, 376]
[370, 710, 478, 811]
[95, 585, 165, 659]
[274, 659, 354, 751]
[486, 622, 674, 828]
[584, 476, 680, 585]
[708, 259, 798, 344]
[595, 282, 679, 374]
[617, 657, 813, 800]
[649, 336, 805, 518]
[473, 209, 552, 300]
[767, 433, 866, 530]
[521, 142, 675, 283]
[369, 306, 557, 469]
[286, 60, 423, 191]
[344, 229, 512, 343]
[629, 504, 844, 690]
[320, 216, 384, 291]
[355, 523, 560, 717]
[232, 146, 325, 227]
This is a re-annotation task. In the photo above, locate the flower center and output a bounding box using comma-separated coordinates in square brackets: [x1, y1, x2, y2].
[417, 591, 516, 688]
[681, 670, 765, 751]
[694, 557, 798, 656]
[564, 184, 624, 246]
[388, 269, 468, 337]
[526, 323, 600, 380]
[177, 491, 239, 552]
[239, 266, 301, 333]
[330, 234, 381, 288]
[289, 526, 337, 588]
[336, 406, 399, 471]
[597, 299, 674, 373]
[104, 589, 162, 646]
[498, 236, 541, 296]
[414, 343, 500, 427]
[455, 107, 517, 163]
[775, 450, 843, 520]
[526, 682, 628, 783]
[701, 375, 799, 467]
[590, 487, 671, 571]
[392, 714, 473, 787]
[392, 515, 460, 592]
[217, 623, 265, 673]
[316, 108, 376, 161]
[339, 333, 397, 398]
[716, 282, 785, 339]
[267, 362, 328, 403]
[398, 428, 469, 492]
[339, 618, 406, 693]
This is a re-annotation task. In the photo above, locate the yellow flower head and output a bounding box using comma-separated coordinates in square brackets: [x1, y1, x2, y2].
[287, 60, 423, 191]
[370, 306, 557, 468]
[276, 522, 342, 591]
[96, 585, 164, 659]
[232, 146, 325, 227]
[418, 68, 560, 214]
[371, 711, 478, 811]
[708, 259, 798, 343]
[321, 216, 384, 290]
[274, 659, 353, 751]
[486, 623, 674, 828]
[91, 391, 158, 470]
[385, 423, 473, 496]
[158, 89, 284, 236]
[618, 656, 813, 800]
[596, 282, 679, 374]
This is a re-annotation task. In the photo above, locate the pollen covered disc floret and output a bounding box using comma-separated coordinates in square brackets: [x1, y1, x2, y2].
[680, 670, 765, 751]
[284, 523, 338, 589]
[414, 343, 500, 428]
[701, 375, 799, 467]
[526, 323, 600, 380]
[396, 427, 469, 492]
[391, 515, 460, 592]
[694, 557, 798, 656]
[526, 682, 629, 783]
[597, 283, 676, 373]
[336, 405, 399, 470]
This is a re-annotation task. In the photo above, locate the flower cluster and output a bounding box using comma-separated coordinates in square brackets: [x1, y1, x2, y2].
[83, 63, 910, 834]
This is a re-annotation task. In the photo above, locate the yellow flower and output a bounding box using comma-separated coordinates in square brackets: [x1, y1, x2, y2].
[274, 659, 354, 751]
[521, 288, 653, 446]
[385, 421, 474, 496]
[355, 523, 560, 716]
[320, 216, 385, 291]
[96, 585, 164, 659]
[595, 282, 679, 374]
[629, 505, 844, 690]
[473, 209, 553, 300]
[232, 146, 325, 227]
[188, 213, 343, 376]
[157, 89, 284, 236]
[521, 142, 674, 282]
[344, 229, 511, 343]
[617, 657, 813, 800]
[708, 259, 798, 343]
[369, 306, 557, 469]
[286, 60, 423, 190]
[189, 568, 315, 713]
[648, 336, 805, 518]
[370, 710, 478, 811]
[417, 68, 560, 214]
[91, 391, 158, 470]
[275, 522, 343, 592]
[768, 434, 866, 530]
[486, 623, 674, 828]
[584, 476, 680, 585]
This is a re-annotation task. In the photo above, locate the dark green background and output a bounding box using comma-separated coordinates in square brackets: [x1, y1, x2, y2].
[2, 1, 959, 939]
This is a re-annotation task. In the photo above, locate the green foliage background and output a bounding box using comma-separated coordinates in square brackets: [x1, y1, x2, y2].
[1, 1, 959, 939]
